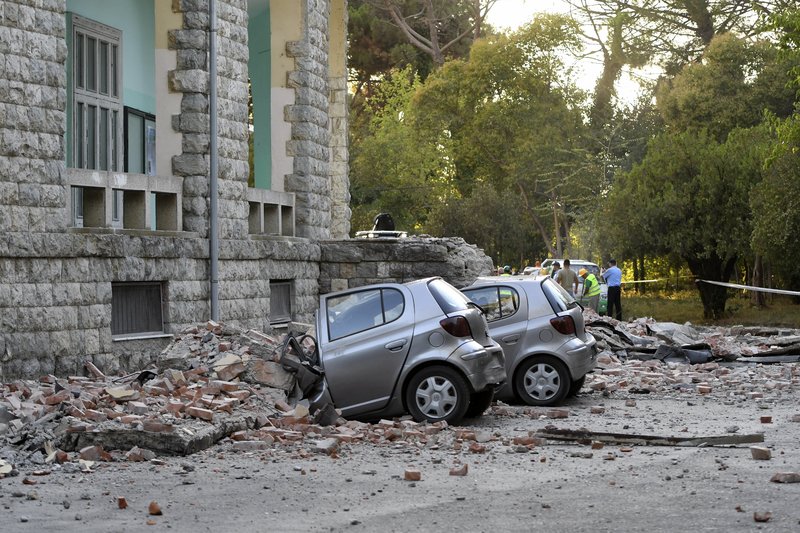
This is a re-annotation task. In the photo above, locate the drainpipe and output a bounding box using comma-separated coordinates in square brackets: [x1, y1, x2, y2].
[209, 0, 220, 321]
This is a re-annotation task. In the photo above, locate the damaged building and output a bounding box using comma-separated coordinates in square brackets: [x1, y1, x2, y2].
[0, 0, 494, 379]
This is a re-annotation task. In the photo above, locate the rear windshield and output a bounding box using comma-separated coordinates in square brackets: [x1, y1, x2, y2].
[541, 278, 579, 312]
[428, 278, 470, 314]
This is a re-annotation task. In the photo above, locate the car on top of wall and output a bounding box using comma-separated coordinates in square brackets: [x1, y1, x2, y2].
[461, 276, 597, 406]
[540, 259, 608, 315]
[307, 277, 507, 425]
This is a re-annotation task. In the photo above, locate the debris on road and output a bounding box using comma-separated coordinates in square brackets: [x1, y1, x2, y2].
[587, 314, 800, 363]
[533, 427, 765, 447]
[2, 315, 800, 482]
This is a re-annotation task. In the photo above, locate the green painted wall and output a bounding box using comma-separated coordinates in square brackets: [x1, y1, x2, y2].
[66, 0, 156, 114]
[248, 6, 271, 190]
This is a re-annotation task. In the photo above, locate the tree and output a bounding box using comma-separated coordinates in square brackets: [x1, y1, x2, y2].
[606, 127, 769, 318]
[411, 15, 593, 257]
[656, 33, 797, 140]
[366, 0, 498, 67]
[349, 67, 456, 234]
[749, 7, 800, 294]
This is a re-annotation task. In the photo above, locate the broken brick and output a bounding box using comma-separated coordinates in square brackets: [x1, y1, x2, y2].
[79, 445, 111, 462]
[750, 446, 772, 460]
[771, 472, 800, 483]
[449, 464, 468, 476]
[404, 469, 421, 481]
[186, 406, 213, 421]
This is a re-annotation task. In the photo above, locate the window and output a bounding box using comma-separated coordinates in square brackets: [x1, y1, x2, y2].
[111, 189, 123, 227]
[71, 185, 105, 228]
[463, 286, 519, 322]
[71, 186, 84, 228]
[270, 281, 292, 324]
[111, 282, 165, 336]
[125, 107, 156, 175]
[326, 288, 405, 341]
[70, 15, 122, 171]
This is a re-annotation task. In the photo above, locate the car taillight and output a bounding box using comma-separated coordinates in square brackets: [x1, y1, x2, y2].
[440, 316, 473, 338]
[550, 315, 576, 335]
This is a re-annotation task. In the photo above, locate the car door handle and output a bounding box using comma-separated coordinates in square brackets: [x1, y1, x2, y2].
[384, 339, 407, 352]
[502, 334, 520, 344]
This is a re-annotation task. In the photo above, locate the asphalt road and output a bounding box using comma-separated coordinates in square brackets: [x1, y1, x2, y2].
[3, 389, 800, 532]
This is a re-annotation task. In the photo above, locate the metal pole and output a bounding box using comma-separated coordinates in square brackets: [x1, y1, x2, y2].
[209, 0, 220, 321]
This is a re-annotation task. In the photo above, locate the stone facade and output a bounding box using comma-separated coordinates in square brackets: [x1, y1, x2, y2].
[0, 0, 494, 380]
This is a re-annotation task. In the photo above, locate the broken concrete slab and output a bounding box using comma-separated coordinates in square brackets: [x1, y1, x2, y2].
[60, 413, 257, 456]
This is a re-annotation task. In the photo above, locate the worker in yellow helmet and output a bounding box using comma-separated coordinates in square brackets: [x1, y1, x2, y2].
[579, 268, 601, 312]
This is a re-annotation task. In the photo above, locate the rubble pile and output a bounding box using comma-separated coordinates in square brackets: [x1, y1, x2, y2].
[587, 313, 800, 363]
[585, 314, 800, 398]
[4, 315, 800, 480]
[0, 321, 314, 473]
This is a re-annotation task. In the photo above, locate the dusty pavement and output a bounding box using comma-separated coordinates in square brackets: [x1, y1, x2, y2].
[4, 378, 800, 533]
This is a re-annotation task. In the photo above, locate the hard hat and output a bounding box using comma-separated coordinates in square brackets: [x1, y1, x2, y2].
[503, 265, 511, 273]
[579, 268, 588, 277]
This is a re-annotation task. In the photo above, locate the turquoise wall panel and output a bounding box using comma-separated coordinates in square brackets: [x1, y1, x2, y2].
[67, 0, 156, 114]
[248, 6, 271, 190]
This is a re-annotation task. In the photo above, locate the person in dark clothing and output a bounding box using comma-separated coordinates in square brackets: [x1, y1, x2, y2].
[602, 259, 623, 320]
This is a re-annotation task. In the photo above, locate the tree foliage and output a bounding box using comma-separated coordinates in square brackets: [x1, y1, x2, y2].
[656, 33, 797, 139]
[749, 7, 800, 291]
[411, 15, 592, 259]
[349, 67, 456, 234]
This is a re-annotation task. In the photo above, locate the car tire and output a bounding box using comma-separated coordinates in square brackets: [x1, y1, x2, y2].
[568, 375, 586, 397]
[514, 356, 570, 406]
[464, 389, 494, 418]
[405, 366, 470, 425]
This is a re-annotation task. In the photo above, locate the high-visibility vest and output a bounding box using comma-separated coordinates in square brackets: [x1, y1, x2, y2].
[584, 274, 601, 297]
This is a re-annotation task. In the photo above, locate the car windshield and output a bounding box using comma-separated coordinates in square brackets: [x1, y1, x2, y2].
[541, 278, 579, 312]
[428, 278, 470, 314]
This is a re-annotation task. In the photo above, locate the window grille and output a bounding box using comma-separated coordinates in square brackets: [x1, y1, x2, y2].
[111, 282, 165, 336]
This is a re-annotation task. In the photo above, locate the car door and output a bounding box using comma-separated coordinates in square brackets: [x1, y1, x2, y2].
[317, 285, 415, 416]
[462, 285, 527, 365]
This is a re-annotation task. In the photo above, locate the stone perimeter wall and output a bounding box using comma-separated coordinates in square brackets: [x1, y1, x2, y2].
[319, 237, 495, 294]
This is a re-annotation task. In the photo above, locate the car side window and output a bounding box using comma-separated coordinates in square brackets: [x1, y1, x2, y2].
[326, 288, 405, 340]
[499, 287, 519, 316]
[464, 286, 519, 322]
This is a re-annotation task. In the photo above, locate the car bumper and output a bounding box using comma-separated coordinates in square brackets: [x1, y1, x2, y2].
[449, 340, 507, 392]
[562, 333, 598, 378]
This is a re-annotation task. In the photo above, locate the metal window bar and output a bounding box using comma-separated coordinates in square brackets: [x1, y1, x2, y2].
[111, 282, 164, 336]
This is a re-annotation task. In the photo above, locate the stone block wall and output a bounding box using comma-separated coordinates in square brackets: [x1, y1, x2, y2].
[171, 0, 250, 241]
[319, 237, 495, 294]
[0, 0, 68, 234]
[285, 0, 333, 240]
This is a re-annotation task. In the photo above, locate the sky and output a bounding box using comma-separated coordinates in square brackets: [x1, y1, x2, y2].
[486, 0, 652, 104]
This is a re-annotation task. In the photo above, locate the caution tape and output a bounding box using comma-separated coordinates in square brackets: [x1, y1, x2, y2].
[620, 279, 665, 284]
[698, 279, 800, 297]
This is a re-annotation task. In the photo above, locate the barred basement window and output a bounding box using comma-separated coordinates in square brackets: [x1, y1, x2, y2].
[111, 282, 165, 336]
[270, 281, 292, 324]
[69, 14, 122, 171]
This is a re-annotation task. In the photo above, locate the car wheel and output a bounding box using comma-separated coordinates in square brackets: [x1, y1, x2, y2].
[568, 375, 586, 397]
[464, 389, 494, 418]
[405, 366, 470, 425]
[514, 356, 570, 406]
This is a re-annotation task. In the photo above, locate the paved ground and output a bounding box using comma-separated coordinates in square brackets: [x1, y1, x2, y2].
[3, 385, 800, 532]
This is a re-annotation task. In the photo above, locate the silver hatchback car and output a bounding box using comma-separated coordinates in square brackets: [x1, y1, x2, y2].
[311, 277, 507, 425]
[462, 277, 597, 406]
